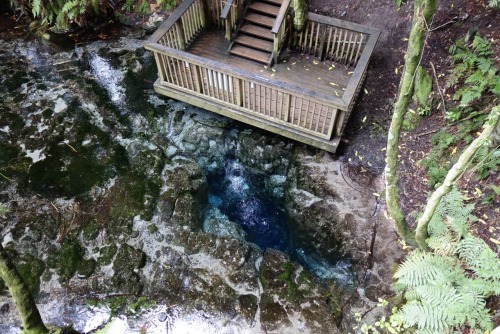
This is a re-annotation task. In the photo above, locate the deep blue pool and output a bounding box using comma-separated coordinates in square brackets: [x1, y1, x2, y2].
[205, 159, 290, 252]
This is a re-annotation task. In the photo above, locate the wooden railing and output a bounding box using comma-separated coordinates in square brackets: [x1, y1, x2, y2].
[220, 0, 245, 40]
[145, 43, 347, 139]
[271, 0, 291, 64]
[148, 0, 206, 50]
[293, 13, 377, 66]
[147, 3, 380, 143]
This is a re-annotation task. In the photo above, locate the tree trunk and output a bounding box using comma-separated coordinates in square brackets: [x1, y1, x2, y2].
[292, 0, 307, 31]
[384, 0, 436, 245]
[415, 106, 500, 250]
[0, 244, 49, 334]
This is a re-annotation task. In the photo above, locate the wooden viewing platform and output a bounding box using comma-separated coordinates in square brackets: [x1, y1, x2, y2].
[145, 0, 380, 152]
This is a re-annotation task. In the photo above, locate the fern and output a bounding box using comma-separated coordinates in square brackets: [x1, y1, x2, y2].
[395, 252, 461, 288]
[31, 0, 41, 17]
[398, 302, 449, 332]
[391, 187, 499, 333]
[446, 34, 500, 121]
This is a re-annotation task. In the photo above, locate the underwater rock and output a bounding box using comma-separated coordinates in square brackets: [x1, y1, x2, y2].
[203, 206, 247, 240]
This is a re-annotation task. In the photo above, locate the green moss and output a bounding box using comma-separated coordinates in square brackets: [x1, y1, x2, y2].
[277, 262, 302, 303]
[82, 220, 101, 240]
[46, 238, 85, 283]
[147, 224, 158, 234]
[85, 295, 155, 318]
[0, 111, 24, 130]
[42, 108, 54, 118]
[98, 244, 117, 266]
[17, 255, 46, 296]
[107, 172, 161, 221]
[77, 259, 96, 278]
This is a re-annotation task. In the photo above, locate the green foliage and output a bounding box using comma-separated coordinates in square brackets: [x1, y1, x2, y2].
[470, 145, 500, 179]
[392, 188, 499, 333]
[488, 0, 499, 7]
[418, 130, 457, 187]
[354, 188, 499, 334]
[10, 0, 114, 29]
[482, 184, 500, 204]
[0, 203, 8, 217]
[137, 0, 150, 15]
[446, 35, 500, 120]
[393, 0, 407, 9]
[157, 0, 177, 10]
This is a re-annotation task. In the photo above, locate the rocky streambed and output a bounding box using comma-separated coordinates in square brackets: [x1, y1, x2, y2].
[0, 24, 403, 333]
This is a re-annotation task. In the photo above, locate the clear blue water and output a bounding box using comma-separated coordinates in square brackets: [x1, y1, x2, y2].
[204, 158, 355, 285]
[205, 159, 291, 252]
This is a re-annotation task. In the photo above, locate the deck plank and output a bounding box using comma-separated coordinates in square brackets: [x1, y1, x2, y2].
[187, 31, 350, 97]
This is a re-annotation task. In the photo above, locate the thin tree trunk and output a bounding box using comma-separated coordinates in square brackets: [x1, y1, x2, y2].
[415, 106, 500, 250]
[385, 0, 436, 245]
[0, 244, 49, 334]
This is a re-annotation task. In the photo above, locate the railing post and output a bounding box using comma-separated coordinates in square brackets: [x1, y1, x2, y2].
[283, 94, 291, 122]
[197, 0, 206, 28]
[175, 21, 186, 50]
[318, 24, 327, 61]
[225, 10, 232, 40]
[235, 78, 243, 106]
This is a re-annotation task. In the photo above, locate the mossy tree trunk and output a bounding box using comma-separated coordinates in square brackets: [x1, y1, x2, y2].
[0, 244, 49, 334]
[292, 0, 307, 31]
[415, 106, 500, 250]
[385, 0, 437, 246]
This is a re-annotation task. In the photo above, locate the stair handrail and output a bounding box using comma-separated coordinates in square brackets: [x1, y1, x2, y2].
[221, 0, 244, 40]
[271, 0, 291, 64]
[220, 0, 234, 19]
[271, 0, 291, 34]
[147, 0, 197, 45]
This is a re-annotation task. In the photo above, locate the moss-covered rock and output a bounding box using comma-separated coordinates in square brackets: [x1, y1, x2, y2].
[111, 245, 146, 294]
[237, 294, 258, 323]
[236, 130, 292, 175]
[45, 237, 87, 283]
[17, 255, 46, 296]
[98, 244, 118, 266]
[258, 249, 341, 333]
[159, 156, 208, 231]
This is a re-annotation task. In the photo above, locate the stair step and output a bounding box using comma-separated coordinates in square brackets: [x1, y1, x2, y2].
[248, 2, 280, 16]
[262, 0, 283, 6]
[239, 23, 273, 41]
[230, 45, 271, 64]
[235, 35, 273, 52]
[245, 13, 275, 28]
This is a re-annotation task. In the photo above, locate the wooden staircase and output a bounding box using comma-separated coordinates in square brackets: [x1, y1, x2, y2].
[229, 0, 282, 65]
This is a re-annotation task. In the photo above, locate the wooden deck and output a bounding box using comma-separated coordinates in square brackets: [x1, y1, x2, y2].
[188, 31, 351, 99]
[145, 0, 380, 152]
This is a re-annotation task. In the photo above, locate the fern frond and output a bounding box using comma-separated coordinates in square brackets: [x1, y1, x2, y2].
[458, 237, 500, 282]
[414, 285, 462, 307]
[31, 0, 42, 17]
[394, 251, 459, 287]
[427, 234, 457, 256]
[398, 301, 449, 332]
